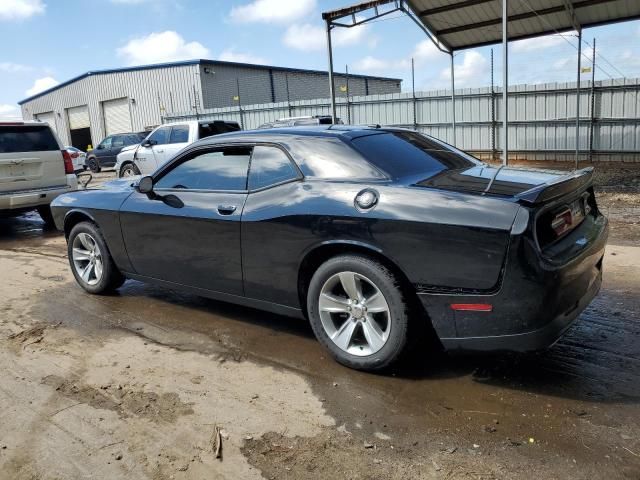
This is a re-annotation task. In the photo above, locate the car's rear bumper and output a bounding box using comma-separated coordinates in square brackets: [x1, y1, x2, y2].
[419, 214, 608, 353]
[0, 175, 78, 213]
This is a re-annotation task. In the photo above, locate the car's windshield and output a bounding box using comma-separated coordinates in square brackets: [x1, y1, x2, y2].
[350, 131, 481, 180]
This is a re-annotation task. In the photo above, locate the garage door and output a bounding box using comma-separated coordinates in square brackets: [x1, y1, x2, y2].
[103, 98, 132, 136]
[67, 105, 92, 150]
[67, 105, 90, 130]
[35, 111, 57, 135]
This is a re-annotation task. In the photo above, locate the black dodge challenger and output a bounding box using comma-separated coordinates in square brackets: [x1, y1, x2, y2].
[51, 126, 608, 371]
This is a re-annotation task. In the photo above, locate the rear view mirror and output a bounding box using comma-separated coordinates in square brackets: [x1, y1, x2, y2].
[138, 176, 154, 194]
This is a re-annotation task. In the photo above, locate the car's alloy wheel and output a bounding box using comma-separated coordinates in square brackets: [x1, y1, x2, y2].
[319, 271, 391, 356]
[72, 232, 103, 286]
[307, 255, 410, 371]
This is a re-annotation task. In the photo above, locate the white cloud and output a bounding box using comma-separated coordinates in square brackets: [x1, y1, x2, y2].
[283, 21, 370, 52]
[0, 61, 32, 72]
[218, 49, 266, 65]
[117, 31, 209, 66]
[439, 51, 489, 87]
[0, 0, 45, 20]
[25, 76, 58, 97]
[512, 32, 575, 53]
[0, 104, 21, 118]
[353, 39, 440, 73]
[111, 0, 153, 3]
[230, 0, 315, 24]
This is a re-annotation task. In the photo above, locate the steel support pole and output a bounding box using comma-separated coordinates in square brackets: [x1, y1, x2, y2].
[450, 52, 456, 146]
[575, 28, 582, 170]
[502, 0, 508, 166]
[326, 21, 337, 124]
[589, 38, 596, 163]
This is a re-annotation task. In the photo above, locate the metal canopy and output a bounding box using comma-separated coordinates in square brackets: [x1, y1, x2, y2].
[322, 0, 640, 168]
[405, 0, 640, 51]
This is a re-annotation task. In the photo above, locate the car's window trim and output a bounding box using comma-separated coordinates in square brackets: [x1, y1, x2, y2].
[152, 143, 254, 193]
[246, 143, 304, 193]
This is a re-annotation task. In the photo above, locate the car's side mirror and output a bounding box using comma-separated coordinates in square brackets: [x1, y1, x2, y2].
[97, 144, 104, 150]
[141, 139, 156, 148]
[138, 176, 154, 194]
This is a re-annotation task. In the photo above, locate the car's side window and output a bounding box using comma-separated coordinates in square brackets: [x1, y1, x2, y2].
[148, 127, 170, 145]
[99, 136, 112, 149]
[248, 146, 299, 190]
[169, 125, 189, 144]
[111, 135, 124, 148]
[155, 147, 252, 191]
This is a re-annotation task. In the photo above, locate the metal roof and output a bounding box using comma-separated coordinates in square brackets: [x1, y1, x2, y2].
[404, 0, 640, 51]
[19, 59, 402, 105]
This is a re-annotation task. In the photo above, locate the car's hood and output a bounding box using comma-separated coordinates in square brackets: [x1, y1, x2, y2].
[99, 176, 140, 190]
[413, 165, 585, 199]
[120, 143, 139, 153]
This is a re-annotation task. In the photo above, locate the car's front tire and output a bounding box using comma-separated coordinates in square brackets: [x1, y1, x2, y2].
[87, 157, 101, 173]
[307, 254, 410, 371]
[68, 221, 125, 294]
[120, 162, 140, 178]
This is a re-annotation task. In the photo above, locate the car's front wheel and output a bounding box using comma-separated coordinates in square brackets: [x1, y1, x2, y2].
[307, 254, 409, 371]
[87, 157, 101, 173]
[120, 162, 140, 178]
[68, 221, 125, 294]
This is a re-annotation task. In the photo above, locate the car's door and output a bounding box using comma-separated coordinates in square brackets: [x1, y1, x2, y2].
[135, 126, 170, 174]
[94, 136, 112, 167]
[119, 144, 252, 295]
[164, 124, 191, 162]
[107, 135, 125, 166]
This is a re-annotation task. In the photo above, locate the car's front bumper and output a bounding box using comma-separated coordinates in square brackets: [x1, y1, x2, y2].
[0, 175, 78, 214]
[419, 214, 608, 353]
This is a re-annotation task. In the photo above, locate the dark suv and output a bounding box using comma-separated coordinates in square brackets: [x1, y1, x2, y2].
[86, 132, 147, 172]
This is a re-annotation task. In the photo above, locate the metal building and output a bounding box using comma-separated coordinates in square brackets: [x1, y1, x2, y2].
[18, 59, 401, 149]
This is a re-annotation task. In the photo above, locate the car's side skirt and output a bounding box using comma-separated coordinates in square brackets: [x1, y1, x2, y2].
[122, 272, 306, 320]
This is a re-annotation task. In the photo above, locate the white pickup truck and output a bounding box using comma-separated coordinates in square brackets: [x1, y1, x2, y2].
[115, 120, 240, 177]
[0, 121, 78, 224]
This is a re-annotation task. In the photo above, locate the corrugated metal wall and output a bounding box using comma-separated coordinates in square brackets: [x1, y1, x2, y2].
[199, 63, 401, 109]
[166, 78, 640, 163]
[20, 64, 200, 147]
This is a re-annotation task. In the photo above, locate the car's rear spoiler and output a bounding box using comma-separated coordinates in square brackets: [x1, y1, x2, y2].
[515, 167, 594, 205]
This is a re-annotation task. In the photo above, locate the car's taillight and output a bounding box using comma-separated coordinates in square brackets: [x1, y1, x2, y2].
[551, 207, 573, 236]
[62, 149, 74, 174]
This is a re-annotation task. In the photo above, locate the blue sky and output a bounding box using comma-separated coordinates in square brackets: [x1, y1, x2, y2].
[1, 0, 639, 119]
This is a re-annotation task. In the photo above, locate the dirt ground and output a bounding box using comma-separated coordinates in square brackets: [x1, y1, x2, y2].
[1, 165, 639, 480]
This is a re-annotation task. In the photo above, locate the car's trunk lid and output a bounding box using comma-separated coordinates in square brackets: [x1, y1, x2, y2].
[413, 164, 580, 199]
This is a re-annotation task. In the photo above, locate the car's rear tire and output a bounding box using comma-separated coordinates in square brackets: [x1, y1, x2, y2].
[87, 157, 101, 173]
[307, 254, 410, 371]
[120, 162, 140, 178]
[37, 205, 55, 226]
[68, 221, 125, 294]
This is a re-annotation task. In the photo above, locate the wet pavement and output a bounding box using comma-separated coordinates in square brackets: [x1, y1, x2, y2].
[1, 204, 639, 479]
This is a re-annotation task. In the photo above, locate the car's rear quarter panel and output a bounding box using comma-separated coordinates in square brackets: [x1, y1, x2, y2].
[241, 181, 520, 308]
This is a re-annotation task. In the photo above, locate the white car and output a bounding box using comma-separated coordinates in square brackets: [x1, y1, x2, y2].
[0, 121, 78, 224]
[65, 146, 86, 173]
[115, 120, 240, 177]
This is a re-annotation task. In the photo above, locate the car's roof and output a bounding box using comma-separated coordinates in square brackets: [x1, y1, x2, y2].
[199, 125, 402, 145]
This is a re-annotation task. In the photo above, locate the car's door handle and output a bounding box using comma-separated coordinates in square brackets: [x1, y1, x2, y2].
[156, 149, 164, 153]
[217, 204, 237, 215]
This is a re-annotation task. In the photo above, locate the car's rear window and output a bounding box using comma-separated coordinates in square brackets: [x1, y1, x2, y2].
[0, 125, 59, 153]
[350, 131, 481, 180]
[199, 122, 241, 139]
